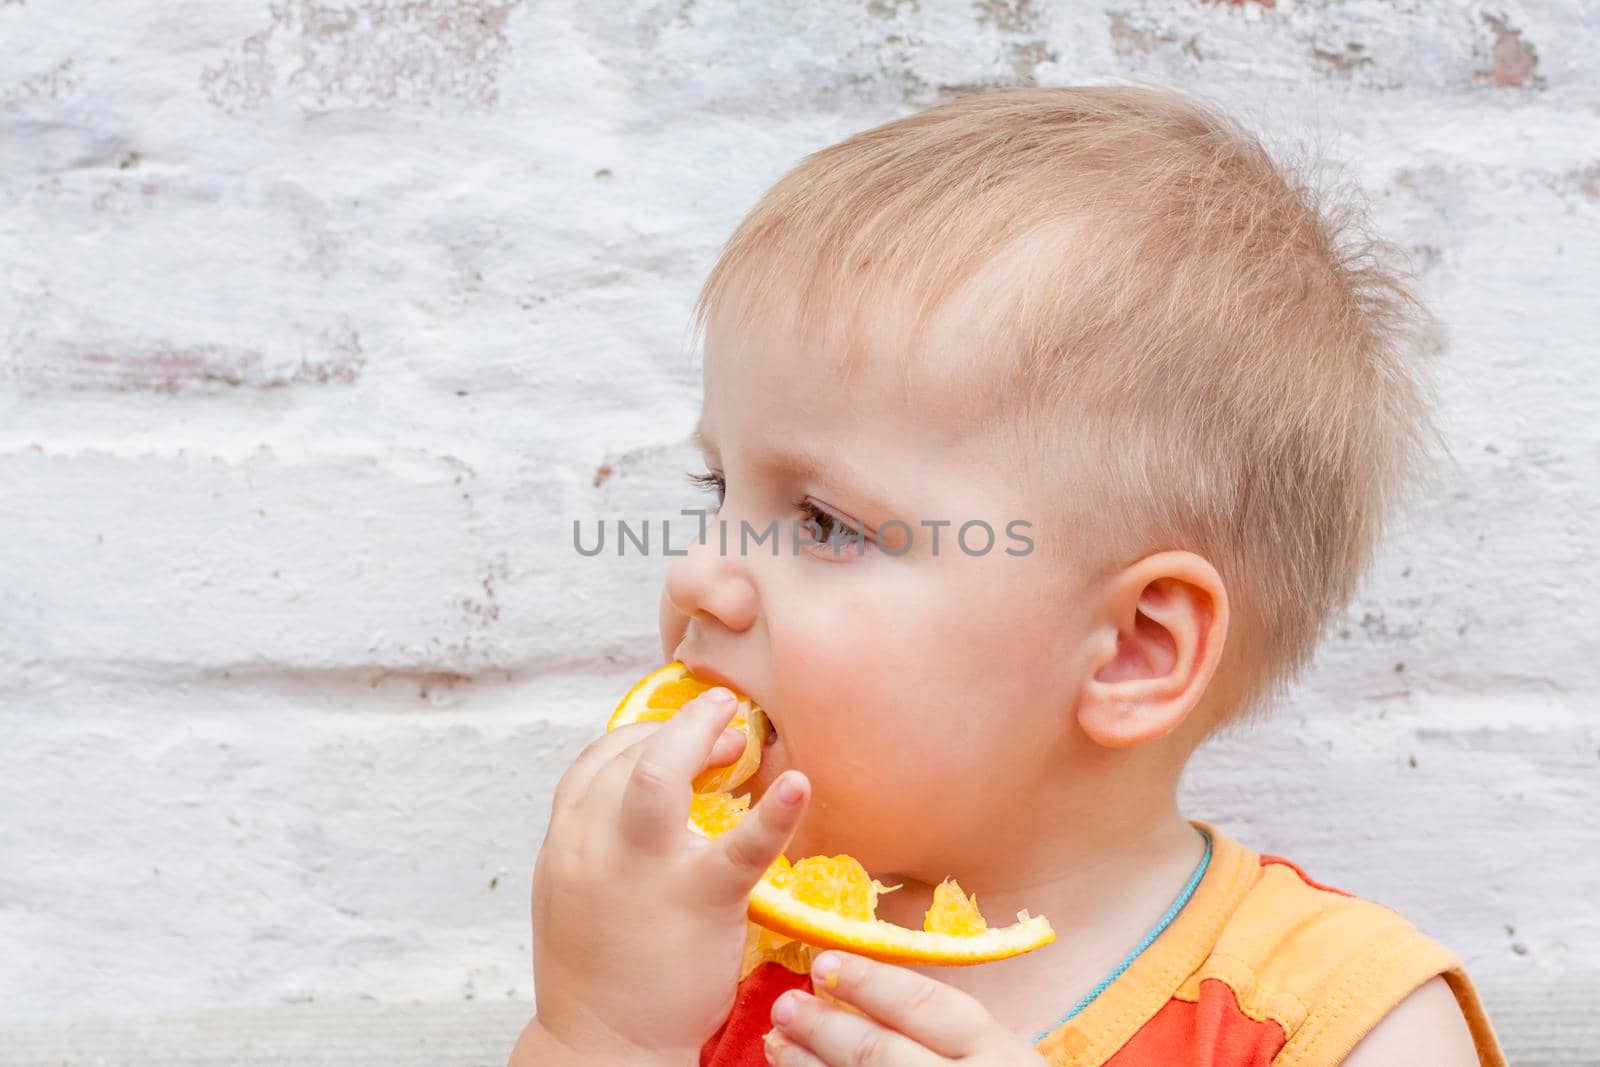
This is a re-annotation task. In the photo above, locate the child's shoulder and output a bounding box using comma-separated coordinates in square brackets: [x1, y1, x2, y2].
[1041, 824, 1505, 1067]
[1186, 833, 1474, 1060]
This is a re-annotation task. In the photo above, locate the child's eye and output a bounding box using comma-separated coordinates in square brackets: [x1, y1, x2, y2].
[684, 472, 869, 556]
[685, 470, 725, 511]
[796, 498, 871, 556]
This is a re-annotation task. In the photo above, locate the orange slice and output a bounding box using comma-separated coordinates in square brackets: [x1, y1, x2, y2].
[608, 662, 1056, 966]
[610, 661, 770, 794]
[742, 852, 1054, 967]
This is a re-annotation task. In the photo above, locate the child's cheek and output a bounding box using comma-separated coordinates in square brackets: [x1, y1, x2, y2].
[771, 668, 952, 872]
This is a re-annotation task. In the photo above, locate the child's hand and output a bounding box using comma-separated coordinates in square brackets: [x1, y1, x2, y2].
[531, 686, 810, 1065]
[763, 951, 1048, 1066]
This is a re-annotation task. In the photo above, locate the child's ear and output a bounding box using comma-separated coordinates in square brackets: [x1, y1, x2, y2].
[1077, 550, 1229, 749]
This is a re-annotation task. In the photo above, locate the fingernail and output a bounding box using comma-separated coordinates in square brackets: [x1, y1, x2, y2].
[705, 687, 736, 706]
[772, 990, 798, 1026]
[777, 773, 804, 805]
[762, 1028, 786, 1063]
[813, 951, 842, 987]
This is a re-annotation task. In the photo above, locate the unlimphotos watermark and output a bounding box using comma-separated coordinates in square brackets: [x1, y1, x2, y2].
[573, 509, 1035, 558]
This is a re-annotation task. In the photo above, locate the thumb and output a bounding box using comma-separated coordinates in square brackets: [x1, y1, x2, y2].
[692, 771, 809, 907]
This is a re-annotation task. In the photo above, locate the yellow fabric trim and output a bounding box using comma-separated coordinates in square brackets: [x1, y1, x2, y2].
[1274, 939, 1509, 1067]
[1172, 950, 1307, 1036]
[1034, 822, 1260, 1066]
[1185, 858, 1428, 1053]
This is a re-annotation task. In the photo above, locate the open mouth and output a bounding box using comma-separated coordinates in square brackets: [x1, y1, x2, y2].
[682, 660, 779, 745]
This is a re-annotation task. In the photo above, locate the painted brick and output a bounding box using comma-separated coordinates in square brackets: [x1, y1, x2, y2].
[1, 0, 1595, 1028]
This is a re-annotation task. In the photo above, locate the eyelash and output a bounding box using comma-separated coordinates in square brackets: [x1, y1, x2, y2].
[685, 470, 724, 504]
[684, 470, 865, 548]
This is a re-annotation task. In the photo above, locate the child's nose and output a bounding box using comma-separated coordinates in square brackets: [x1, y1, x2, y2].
[658, 584, 689, 663]
[663, 514, 759, 636]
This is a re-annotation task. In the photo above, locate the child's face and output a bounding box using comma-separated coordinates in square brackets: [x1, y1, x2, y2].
[658, 300, 1101, 879]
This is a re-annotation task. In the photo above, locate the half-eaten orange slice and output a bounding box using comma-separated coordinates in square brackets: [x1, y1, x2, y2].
[609, 661, 1056, 967]
[610, 661, 771, 795]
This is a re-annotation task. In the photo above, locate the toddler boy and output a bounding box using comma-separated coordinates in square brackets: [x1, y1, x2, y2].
[516, 85, 1507, 1066]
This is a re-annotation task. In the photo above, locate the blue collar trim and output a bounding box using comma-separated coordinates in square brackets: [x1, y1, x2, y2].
[1030, 827, 1214, 1046]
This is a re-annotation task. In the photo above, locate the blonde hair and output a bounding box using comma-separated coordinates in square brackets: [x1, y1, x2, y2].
[689, 84, 1447, 723]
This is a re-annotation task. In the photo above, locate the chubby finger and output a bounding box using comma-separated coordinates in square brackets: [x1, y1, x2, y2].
[802, 952, 992, 1059]
[573, 709, 739, 821]
[763, 1029, 825, 1067]
[608, 721, 743, 774]
[704, 727, 747, 770]
[769, 987, 936, 1067]
[615, 688, 742, 854]
[549, 719, 660, 818]
[692, 769, 810, 906]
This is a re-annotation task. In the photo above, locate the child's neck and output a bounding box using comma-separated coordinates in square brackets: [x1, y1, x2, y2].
[871, 782, 1205, 1042]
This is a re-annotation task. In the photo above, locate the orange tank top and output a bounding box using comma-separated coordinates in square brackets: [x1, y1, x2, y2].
[699, 823, 1507, 1067]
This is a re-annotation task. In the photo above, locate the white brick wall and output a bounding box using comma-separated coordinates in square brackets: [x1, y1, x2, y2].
[3, 0, 1596, 1038]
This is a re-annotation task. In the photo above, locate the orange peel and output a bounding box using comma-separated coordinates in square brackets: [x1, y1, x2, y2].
[609, 661, 1056, 967]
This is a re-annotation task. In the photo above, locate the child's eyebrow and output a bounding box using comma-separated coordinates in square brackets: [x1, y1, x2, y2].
[692, 421, 827, 481]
